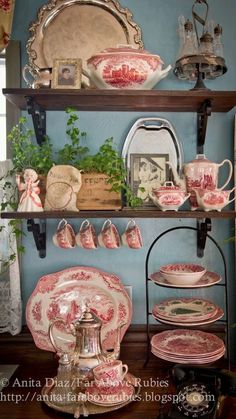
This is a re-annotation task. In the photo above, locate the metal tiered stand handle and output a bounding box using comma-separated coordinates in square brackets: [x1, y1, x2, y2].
[145, 226, 230, 370]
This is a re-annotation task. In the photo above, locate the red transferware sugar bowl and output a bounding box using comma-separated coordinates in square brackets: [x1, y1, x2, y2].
[85, 45, 171, 89]
[149, 181, 190, 211]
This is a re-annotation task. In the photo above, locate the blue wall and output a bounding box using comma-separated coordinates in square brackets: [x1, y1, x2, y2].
[11, 1, 236, 341]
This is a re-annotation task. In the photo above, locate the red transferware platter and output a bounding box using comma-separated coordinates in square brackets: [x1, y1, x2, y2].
[149, 271, 221, 288]
[151, 329, 225, 357]
[26, 266, 132, 352]
[152, 298, 220, 322]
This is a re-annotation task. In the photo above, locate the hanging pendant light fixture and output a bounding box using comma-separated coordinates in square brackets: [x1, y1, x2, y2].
[174, 0, 227, 90]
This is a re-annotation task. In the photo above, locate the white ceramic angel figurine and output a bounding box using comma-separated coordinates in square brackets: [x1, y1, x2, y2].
[16, 169, 43, 212]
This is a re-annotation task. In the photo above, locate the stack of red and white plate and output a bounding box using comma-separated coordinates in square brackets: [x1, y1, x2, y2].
[151, 329, 225, 364]
[152, 297, 224, 326]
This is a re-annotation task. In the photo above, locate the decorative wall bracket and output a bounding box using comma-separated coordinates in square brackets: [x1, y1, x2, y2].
[197, 218, 212, 257]
[27, 219, 46, 258]
[26, 96, 46, 145]
[197, 99, 212, 154]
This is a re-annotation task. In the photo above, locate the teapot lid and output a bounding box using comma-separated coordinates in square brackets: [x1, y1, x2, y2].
[190, 154, 211, 163]
[77, 304, 102, 329]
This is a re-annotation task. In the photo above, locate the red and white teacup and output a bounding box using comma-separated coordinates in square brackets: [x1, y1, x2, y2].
[121, 219, 143, 249]
[98, 219, 121, 249]
[93, 360, 128, 387]
[52, 219, 76, 249]
[75, 219, 97, 249]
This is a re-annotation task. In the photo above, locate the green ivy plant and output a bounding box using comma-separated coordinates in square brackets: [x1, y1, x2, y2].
[0, 172, 25, 272]
[7, 116, 54, 174]
[60, 108, 143, 208]
[78, 137, 143, 208]
[56, 107, 89, 166]
[0, 219, 25, 272]
[1, 117, 53, 269]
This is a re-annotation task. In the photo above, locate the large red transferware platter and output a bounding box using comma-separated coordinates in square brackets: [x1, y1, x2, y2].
[26, 266, 132, 352]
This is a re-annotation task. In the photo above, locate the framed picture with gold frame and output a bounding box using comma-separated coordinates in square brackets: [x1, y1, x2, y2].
[51, 58, 82, 89]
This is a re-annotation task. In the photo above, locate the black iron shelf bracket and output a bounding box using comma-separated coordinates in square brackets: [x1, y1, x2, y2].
[26, 96, 46, 145]
[197, 98, 212, 154]
[197, 218, 212, 257]
[27, 219, 46, 258]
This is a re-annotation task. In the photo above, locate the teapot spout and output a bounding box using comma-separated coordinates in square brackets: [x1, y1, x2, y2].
[166, 161, 186, 191]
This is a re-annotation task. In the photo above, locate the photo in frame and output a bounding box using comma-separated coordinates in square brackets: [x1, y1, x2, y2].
[130, 153, 170, 206]
[51, 58, 82, 89]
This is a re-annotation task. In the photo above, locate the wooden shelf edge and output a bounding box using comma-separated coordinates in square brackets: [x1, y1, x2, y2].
[1, 210, 236, 219]
[3, 88, 236, 112]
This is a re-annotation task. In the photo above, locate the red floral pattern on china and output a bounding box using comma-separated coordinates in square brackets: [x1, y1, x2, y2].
[0, 0, 11, 12]
[153, 298, 218, 321]
[204, 192, 225, 205]
[159, 195, 182, 205]
[103, 62, 147, 88]
[32, 301, 42, 322]
[26, 266, 132, 352]
[151, 329, 225, 356]
[160, 263, 205, 274]
[149, 270, 221, 289]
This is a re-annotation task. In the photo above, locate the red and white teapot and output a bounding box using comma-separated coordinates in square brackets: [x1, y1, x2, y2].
[166, 154, 233, 210]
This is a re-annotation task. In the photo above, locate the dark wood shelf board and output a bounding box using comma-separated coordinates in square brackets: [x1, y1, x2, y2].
[1, 210, 236, 219]
[3, 88, 236, 112]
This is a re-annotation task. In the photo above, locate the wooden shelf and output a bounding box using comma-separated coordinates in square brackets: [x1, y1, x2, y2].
[3, 88, 236, 112]
[1, 210, 236, 219]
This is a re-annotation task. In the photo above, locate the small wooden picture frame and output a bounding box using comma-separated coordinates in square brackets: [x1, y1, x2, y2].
[51, 59, 82, 89]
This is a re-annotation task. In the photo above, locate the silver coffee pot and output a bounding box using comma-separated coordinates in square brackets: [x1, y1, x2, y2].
[49, 305, 123, 377]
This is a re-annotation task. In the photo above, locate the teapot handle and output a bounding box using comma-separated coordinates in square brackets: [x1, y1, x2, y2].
[228, 186, 236, 204]
[218, 159, 233, 190]
[49, 318, 75, 353]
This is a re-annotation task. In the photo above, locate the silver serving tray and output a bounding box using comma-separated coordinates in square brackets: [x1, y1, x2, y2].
[122, 117, 184, 206]
[26, 0, 143, 73]
[41, 372, 140, 416]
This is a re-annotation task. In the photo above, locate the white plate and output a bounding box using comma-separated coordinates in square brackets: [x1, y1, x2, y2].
[149, 270, 221, 288]
[26, 266, 132, 352]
